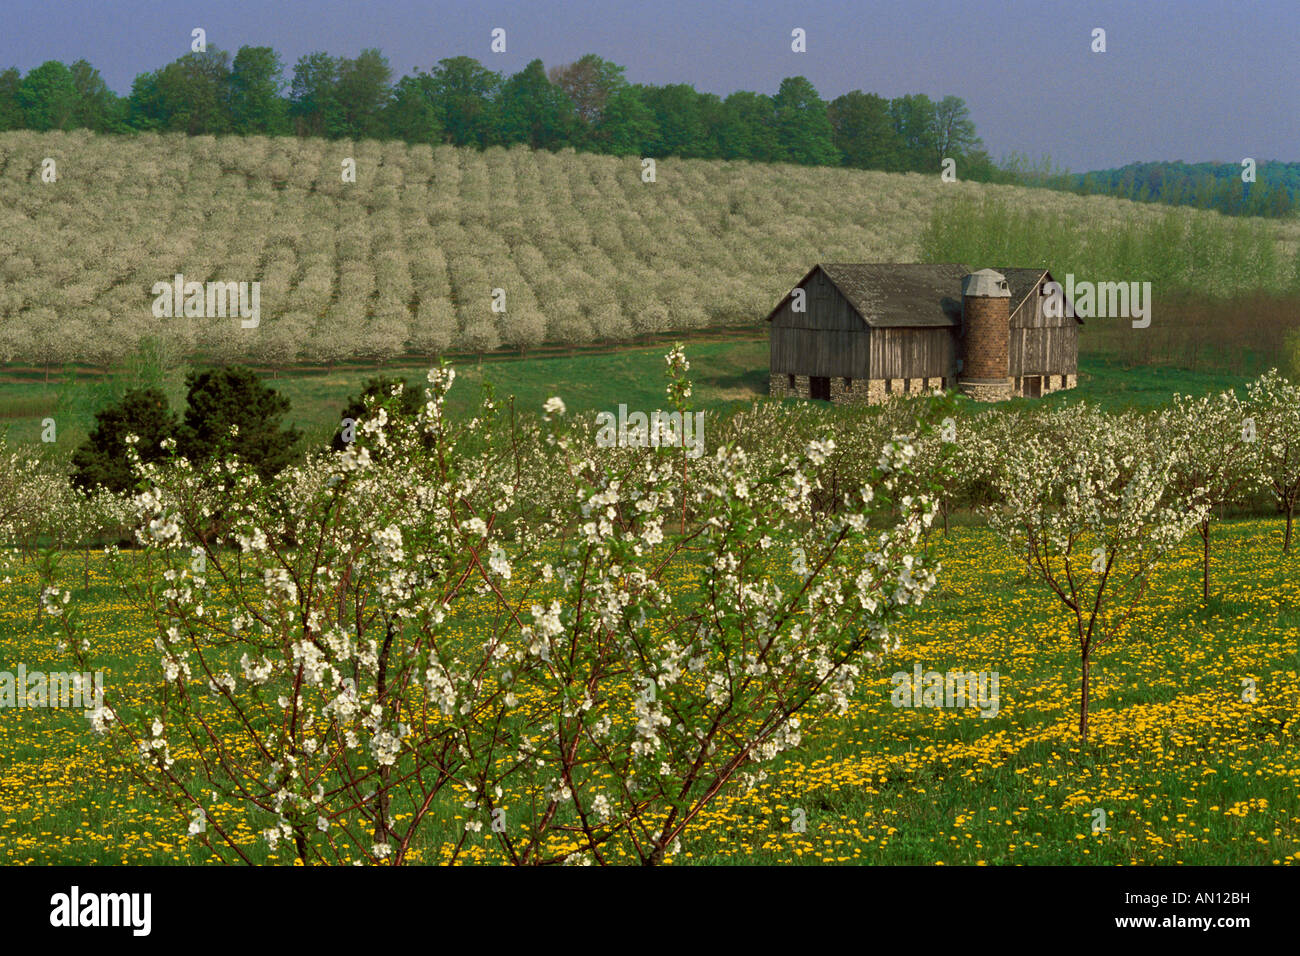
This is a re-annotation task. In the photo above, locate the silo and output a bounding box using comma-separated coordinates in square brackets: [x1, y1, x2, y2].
[959, 268, 1013, 401]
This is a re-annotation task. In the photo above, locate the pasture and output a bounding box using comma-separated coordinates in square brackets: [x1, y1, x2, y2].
[0, 339, 1263, 458]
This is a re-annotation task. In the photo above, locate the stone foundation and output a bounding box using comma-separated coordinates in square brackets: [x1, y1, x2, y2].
[958, 377, 1014, 402]
[1039, 373, 1078, 395]
[770, 373, 814, 399]
[771, 368, 1067, 404]
[772, 373, 953, 405]
[830, 377, 881, 404]
[1004, 373, 1081, 398]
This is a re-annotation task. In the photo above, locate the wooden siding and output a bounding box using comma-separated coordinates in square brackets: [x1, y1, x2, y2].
[770, 268, 1078, 385]
[771, 270, 864, 331]
[770, 326, 870, 378]
[1008, 282, 1079, 376]
[770, 269, 871, 378]
[1009, 282, 1076, 329]
[870, 327, 956, 380]
[1009, 325, 1078, 376]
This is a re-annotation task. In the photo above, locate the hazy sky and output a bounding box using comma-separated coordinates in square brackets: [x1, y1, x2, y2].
[4, 0, 1296, 171]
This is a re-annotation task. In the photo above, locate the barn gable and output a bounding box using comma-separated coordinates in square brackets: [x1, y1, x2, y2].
[994, 268, 1086, 329]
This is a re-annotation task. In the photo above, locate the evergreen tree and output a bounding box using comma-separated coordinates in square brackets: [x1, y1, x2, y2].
[70, 388, 176, 493]
[175, 367, 301, 480]
[332, 376, 425, 452]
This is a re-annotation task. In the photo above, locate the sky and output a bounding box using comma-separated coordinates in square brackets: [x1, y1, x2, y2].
[2, 0, 1296, 172]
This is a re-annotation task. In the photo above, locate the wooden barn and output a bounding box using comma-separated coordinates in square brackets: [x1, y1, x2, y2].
[766, 263, 1081, 403]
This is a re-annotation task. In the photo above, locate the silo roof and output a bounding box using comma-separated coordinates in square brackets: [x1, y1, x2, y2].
[961, 269, 1011, 297]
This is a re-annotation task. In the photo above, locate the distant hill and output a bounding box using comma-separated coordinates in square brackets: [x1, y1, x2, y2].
[1072, 160, 1300, 217]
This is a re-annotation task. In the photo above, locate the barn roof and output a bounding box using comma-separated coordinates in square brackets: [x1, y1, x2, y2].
[993, 267, 1048, 315]
[992, 267, 1084, 325]
[765, 263, 971, 328]
[765, 263, 1081, 328]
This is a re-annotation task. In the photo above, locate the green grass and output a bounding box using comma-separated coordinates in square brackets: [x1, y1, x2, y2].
[674, 517, 1300, 865]
[268, 336, 772, 450]
[0, 338, 1260, 458]
[1014, 356, 1256, 413]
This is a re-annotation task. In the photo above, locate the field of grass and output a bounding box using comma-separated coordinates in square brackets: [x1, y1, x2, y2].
[0, 335, 1266, 459]
[1, 518, 1296, 865]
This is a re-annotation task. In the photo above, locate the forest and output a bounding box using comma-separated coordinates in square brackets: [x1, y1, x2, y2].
[1, 47, 1294, 217]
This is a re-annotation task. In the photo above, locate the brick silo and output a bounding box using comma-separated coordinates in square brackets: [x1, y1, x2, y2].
[958, 269, 1013, 402]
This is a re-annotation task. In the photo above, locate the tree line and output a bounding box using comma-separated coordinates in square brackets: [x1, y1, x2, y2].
[1074, 160, 1298, 218]
[2, 48, 1292, 216]
[0, 48, 992, 177]
[999, 154, 1298, 219]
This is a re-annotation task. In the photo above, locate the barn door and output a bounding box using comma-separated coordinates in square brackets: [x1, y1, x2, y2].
[810, 376, 831, 401]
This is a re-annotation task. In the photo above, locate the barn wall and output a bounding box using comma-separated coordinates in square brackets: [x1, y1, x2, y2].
[1010, 326, 1080, 375]
[770, 327, 872, 377]
[869, 327, 956, 380]
[1008, 282, 1080, 377]
[771, 270, 864, 331]
[769, 269, 872, 378]
[771, 268, 1081, 396]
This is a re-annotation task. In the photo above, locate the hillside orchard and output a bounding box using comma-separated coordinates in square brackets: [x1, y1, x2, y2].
[2, 131, 1298, 369]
